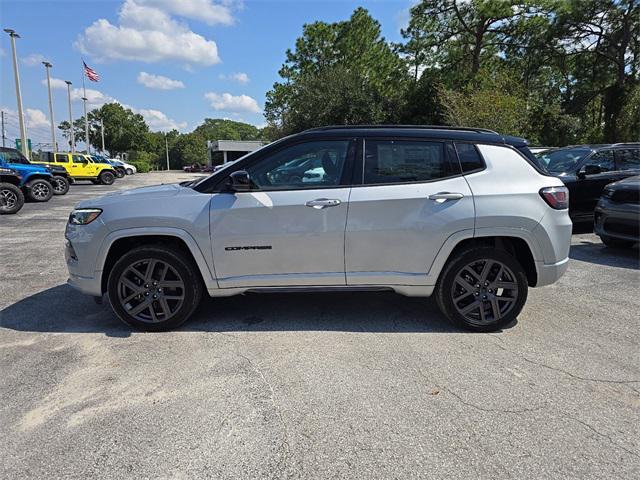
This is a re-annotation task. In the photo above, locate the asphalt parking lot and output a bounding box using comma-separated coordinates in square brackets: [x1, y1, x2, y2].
[1, 172, 639, 479]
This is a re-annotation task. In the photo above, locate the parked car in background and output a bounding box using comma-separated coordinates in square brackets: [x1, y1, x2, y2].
[0, 167, 25, 214]
[183, 163, 213, 173]
[594, 175, 640, 248]
[91, 155, 126, 178]
[4, 148, 70, 195]
[529, 147, 555, 155]
[0, 147, 55, 202]
[111, 159, 137, 175]
[65, 125, 571, 333]
[35, 152, 118, 185]
[538, 143, 640, 222]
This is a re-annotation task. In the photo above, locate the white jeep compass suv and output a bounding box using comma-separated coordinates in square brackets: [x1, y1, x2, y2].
[65, 126, 571, 332]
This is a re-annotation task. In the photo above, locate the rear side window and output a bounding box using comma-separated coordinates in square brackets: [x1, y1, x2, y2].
[363, 140, 455, 185]
[55, 154, 69, 163]
[455, 143, 484, 173]
[615, 148, 640, 171]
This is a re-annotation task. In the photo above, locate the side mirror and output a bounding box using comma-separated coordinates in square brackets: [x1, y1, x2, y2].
[227, 170, 251, 192]
[579, 165, 602, 177]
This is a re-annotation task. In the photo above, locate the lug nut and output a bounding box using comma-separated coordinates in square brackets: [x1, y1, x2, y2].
[152, 294, 157, 299]
[145, 292, 149, 296]
[152, 281, 157, 286]
[475, 292, 479, 296]
[144, 284, 149, 288]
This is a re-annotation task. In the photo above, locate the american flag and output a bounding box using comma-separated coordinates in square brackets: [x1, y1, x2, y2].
[83, 61, 100, 82]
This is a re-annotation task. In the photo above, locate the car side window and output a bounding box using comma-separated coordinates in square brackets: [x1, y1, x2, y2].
[245, 140, 351, 190]
[455, 143, 484, 173]
[363, 140, 454, 185]
[584, 150, 614, 172]
[55, 154, 69, 163]
[615, 148, 640, 171]
[72, 155, 85, 164]
[0, 150, 27, 164]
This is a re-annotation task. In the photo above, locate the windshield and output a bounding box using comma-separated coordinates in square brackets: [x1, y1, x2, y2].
[536, 148, 591, 174]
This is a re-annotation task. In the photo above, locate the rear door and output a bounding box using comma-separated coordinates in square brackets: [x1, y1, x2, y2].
[210, 139, 355, 288]
[614, 146, 640, 177]
[345, 138, 474, 286]
[54, 153, 72, 175]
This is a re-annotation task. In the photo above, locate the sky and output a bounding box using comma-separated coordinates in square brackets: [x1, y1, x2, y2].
[0, 0, 413, 150]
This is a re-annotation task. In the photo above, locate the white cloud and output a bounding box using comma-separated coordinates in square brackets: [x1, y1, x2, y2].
[136, 0, 235, 26]
[133, 108, 187, 131]
[137, 71, 185, 90]
[42, 77, 117, 106]
[25, 108, 50, 128]
[218, 72, 250, 84]
[205, 92, 261, 113]
[21, 53, 46, 67]
[75, 0, 221, 66]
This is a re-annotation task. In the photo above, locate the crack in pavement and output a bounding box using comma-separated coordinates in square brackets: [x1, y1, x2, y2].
[488, 334, 640, 385]
[564, 415, 640, 459]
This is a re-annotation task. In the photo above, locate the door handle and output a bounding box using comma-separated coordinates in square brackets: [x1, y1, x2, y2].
[305, 198, 341, 209]
[428, 192, 464, 203]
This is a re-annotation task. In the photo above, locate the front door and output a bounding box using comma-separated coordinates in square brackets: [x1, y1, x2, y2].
[210, 139, 355, 288]
[345, 138, 474, 285]
[573, 149, 619, 218]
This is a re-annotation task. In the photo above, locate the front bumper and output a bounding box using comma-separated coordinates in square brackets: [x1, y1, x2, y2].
[67, 272, 102, 296]
[594, 199, 640, 242]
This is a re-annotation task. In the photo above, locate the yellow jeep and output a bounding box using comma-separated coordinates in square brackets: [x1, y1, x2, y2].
[34, 152, 118, 185]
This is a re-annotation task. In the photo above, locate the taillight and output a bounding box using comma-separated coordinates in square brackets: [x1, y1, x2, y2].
[540, 186, 569, 210]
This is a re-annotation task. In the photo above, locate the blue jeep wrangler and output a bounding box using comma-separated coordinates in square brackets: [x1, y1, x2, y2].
[0, 147, 55, 202]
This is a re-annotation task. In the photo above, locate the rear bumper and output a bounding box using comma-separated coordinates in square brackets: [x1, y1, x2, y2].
[535, 257, 569, 287]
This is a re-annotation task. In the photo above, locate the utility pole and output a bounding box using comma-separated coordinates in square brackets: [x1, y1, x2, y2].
[1, 111, 5, 147]
[65, 81, 74, 153]
[165, 133, 170, 170]
[4, 29, 28, 158]
[42, 61, 56, 152]
[100, 118, 105, 153]
[81, 96, 89, 154]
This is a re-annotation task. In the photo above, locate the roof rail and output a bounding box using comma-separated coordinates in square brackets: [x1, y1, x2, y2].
[610, 142, 640, 147]
[303, 125, 500, 135]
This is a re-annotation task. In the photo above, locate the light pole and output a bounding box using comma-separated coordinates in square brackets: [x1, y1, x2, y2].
[65, 81, 74, 153]
[165, 132, 170, 170]
[81, 96, 89, 153]
[4, 28, 28, 158]
[100, 118, 105, 153]
[42, 61, 56, 151]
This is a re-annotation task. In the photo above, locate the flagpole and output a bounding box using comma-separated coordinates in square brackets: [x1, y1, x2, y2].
[81, 59, 90, 154]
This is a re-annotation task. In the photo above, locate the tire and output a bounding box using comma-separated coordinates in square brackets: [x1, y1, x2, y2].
[126, 168, 133, 175]
[51, 175, 70, 195]
[98, 171, 115, 185]
[26, 179, 53, 202]
[600, 235, 635, 248]
[107, 245, 203, 331]
[435, 247, 528, 332]
[0, 183, 25, 214]
[114, 169, 125, 179]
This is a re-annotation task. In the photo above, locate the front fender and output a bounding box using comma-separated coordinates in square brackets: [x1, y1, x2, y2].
[96, 227, 218, 290]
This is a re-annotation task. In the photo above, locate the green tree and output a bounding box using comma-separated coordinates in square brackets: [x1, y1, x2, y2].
[265, 7, 410, 136]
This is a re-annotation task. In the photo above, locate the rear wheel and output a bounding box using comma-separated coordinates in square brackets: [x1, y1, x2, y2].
[0, 183, 25, 214]
[51, 175, 70, 195]
[114, 169, 125, 178]
[600, 235, 635, 248]
[435, 247, 528, 332]
[107, 245, 203, 331]
[26, 179, 53, 202]
[99, 171, 115, 185]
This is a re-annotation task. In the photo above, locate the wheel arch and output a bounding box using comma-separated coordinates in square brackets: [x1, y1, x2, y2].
[430, 230, 541, 287]
[98, 229, 218, 294]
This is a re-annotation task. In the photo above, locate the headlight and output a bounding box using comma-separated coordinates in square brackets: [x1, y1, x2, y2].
[69, 208, 102, 225]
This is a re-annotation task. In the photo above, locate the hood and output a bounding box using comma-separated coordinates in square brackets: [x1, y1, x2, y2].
[77, 183, 184, 208]
[7, 162, 50, 174]
[608, 175, 640, 190]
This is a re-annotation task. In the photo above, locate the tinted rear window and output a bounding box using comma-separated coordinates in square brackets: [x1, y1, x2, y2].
[455, 143, 484, 173]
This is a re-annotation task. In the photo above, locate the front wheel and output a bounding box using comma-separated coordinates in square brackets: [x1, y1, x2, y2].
[125, 168, 133, 175]
[0, 183, 25, 214]
[51, 175, 70, 195]
[107, 246, 203, 331]
[435, 247, 528, 332]
[26, 179, 53, 202]
[99, 171, 115, 185]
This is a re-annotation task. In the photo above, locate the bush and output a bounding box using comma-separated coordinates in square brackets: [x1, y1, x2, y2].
[127, 150, 157, 173]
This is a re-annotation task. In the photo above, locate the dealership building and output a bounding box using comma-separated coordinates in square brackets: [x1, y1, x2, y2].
[207, 140, 266, 166]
